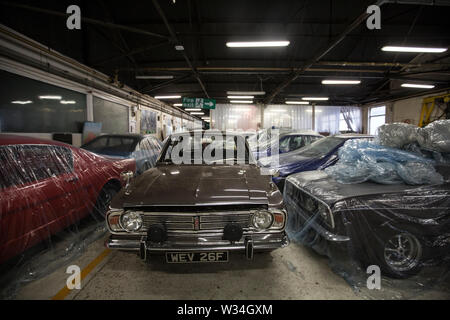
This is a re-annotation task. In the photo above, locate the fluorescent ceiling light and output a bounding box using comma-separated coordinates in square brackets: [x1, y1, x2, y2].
[382, 46, 447, 53]
[227, 91, 265, 96]
[39, 95, 62, 100]
[203, 119, 211, 122]
[190, 112, 205, 115]
[185, 108, 201, 111]
[285, 101, 310, 105]
[226, 41, 290, 48]
[60, 100, 76, 104]
[11, 100, 33, 105]
[155, 95, 181, 99]
[227, 96, 254, 99]
[322, 80, 361, 85]
[302, 97, 329, 101]
[136, 75, 174, 80]
[173, 103, 183, 107]
[230, 100, 253, 104]
[401, 83, 435, 89]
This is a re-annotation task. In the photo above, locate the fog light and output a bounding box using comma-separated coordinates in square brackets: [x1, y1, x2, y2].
[252, 211, 273, 230]
[120, 211, 143, 232]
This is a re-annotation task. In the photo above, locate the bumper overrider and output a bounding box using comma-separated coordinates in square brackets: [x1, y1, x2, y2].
[105, 208, 290, 261]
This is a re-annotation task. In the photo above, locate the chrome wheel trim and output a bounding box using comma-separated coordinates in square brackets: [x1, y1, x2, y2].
[383, 233, 422, 272]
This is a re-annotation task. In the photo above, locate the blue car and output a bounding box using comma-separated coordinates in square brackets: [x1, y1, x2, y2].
[81, 134, 162, 174]
[259, 134, 373, 191]
[252, 130, 323, 160]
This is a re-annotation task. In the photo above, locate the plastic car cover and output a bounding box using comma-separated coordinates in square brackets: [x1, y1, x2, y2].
[375, 123, 420, 148]
[417, 119, 450, 153]
[0, 137, 136, 299]
[283, 170, 450, 298]
[324, 139, 444, 185]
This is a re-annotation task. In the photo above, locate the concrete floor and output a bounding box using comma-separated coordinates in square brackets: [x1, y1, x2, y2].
[12, 235, 450, 300]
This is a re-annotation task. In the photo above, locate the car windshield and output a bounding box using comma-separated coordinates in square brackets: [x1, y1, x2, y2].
[159, 132, 253, 165]
[297, 137, 345, 157]
[82, 136, 138, 155]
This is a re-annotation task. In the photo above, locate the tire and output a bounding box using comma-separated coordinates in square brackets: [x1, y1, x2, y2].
[93, 184, 119, 219]
[362, 232, 423, 279]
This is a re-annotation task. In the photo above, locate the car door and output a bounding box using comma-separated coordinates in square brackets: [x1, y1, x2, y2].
[0, 144, 80, 263]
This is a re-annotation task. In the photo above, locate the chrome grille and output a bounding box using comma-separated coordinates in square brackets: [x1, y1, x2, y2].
[141, 212, 253, 232]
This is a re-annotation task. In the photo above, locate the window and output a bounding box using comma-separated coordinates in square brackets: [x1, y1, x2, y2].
[0, 145, 73, 189]
[0, 70, 86, 133]
[339, 113, 348, 132]
[93, 97, 129, 134]
[369, 106, 386, 135]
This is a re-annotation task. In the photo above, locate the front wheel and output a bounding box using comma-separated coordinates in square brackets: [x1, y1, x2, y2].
[93, 185, 119, 219]
[362, 232, 423, 279]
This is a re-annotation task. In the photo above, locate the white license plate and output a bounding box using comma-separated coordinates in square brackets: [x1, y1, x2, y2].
[166, 251, 229, 263]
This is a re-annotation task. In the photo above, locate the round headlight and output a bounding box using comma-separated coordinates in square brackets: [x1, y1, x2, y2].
[252, 211, 274, 230]
[120, 212, 143, 232]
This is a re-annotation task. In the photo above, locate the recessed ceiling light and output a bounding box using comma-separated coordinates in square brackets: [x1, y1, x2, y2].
[136, 75, 174, 80]
[175, 45, 184, 51]
[230, 100, 253, 104]
[155, 95, 181, 99]
[302, 97, 329, 101]
[285, 101, 310, 105]
[173, 103, 183, 107]
[227, 91, 265, 96]
[382, 46, 447, 53]
[190, 112, 205, 115]
[39, 96, 62, 100]
[227, 96, 254, 99]
[401, 83, 435, 89]
[322, 80, 361, 85]
[186, 108, 201, 111]
[226, 41, 290, 48]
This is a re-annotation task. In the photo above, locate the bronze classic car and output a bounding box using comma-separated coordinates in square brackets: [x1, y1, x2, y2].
[105, 130, 289, 263]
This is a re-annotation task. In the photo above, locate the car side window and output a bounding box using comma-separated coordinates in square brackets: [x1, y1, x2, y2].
[0, 145, 73, 189]
[279, 136, 291, 152]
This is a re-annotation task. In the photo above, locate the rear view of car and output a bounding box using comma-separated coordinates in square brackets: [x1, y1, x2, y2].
[81, 134, 162, 174]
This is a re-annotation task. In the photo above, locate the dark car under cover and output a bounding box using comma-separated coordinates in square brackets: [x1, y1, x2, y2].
[283, 167, 450, 278]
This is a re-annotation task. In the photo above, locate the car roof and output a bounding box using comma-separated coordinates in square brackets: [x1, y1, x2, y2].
[333, 133, 374, 139]
[284, 130, 323, 137]
[92, 133, 144, 139]
[0, 134, 74, 148]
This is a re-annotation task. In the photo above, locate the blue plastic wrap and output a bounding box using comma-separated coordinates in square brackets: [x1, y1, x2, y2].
[324, 140, 444, 185]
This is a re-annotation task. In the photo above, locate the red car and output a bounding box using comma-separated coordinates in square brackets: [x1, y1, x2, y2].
[0, 135, 136, 264]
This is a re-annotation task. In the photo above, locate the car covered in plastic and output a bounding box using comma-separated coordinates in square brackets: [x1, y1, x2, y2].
[0, 135, 136, 264]
[81, 134, 161, 175]
[105, 130, 289, 263]
[259, 134, 373, 191]
[283, 167, 450, 278]
[252, 130, 323, 160]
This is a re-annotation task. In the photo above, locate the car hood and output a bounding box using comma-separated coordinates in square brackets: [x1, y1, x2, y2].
[111, 164, 277, 207]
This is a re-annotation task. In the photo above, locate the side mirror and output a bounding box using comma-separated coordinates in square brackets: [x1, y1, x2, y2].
[120, 171, 134, 195]
[268, 168, 280, 177]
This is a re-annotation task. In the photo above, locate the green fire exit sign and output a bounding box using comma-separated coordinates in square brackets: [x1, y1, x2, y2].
[182, 97, 216, 109]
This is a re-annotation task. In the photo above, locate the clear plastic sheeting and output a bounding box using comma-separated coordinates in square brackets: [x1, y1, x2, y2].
[283, 170, 450, 298]
[324, 139, 444, 185]
[417, 119, 450, 153]
[0, 134, 136, 299]
[376, 123, 419, 148]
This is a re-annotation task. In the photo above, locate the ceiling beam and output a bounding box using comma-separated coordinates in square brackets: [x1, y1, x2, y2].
[151, 0, 210, 98]
[0, 1, 170, 39]
[264, 0, 388, 104]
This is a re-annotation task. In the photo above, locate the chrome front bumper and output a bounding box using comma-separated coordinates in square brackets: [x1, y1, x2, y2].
[106, 232, 289, 260]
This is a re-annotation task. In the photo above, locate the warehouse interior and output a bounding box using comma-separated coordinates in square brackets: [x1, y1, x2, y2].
[0, 0, 449, 302]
